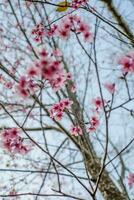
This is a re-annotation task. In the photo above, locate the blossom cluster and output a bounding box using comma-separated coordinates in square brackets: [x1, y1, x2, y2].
[58, 15, 91, 41]
[88, 116, 100, 132]
[17, 76, 37, 98]
[87, 97, 103, 133]
[118, 51, 134, 74]
[16, 47, 71, 97]
[49, 98, 73, 121]
[28, 48, 71, 91]
[1, 128, 30, 154]
[31, 15, 92, 42]
[31, 23, 46, 42]
[71, 0, 88, 9]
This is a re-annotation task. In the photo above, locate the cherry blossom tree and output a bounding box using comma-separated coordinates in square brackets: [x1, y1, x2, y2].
[0, 0, 134, 199]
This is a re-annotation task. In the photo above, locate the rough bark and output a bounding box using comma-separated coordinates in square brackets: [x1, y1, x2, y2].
[65, 79, 128, 200]
[82, 142, 127, 200]
[101, 0, 134, 45]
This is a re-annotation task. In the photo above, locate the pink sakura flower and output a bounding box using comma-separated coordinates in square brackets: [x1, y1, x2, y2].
[75, 20, 92, 42]
[17, 87, 29, 98]
[31, 23, 46, 42]
[47, 24, 58, 37]
[52, 48, 62, 57]
[118, 52, 134, 73]
[83, 31, 92, 42]
[39, 58, 50, 69]
[62, 18, 72, 30]
[54, 112, 63, 121]
[77, 22, 89, 33]
[71, 15, 81, 24]
[73, 16, 91, 41]
[19, 76, 27, 88]
[92, 97, 103, 110]
[62, 98, 73, 108]
[31, 15, 92, 42]
[38, 52, 67, 90]
[39, 48, 48, 57]
[17, 76, 29, 98]
[58, 29, 70, 39]
[71, 0, 88, 9]
[49, 98, 73, 121]
[28, 79, 37, 91]
[88, 116, 99, 132]
[1, 128, 31, 154]
[42, 61, 62, 80]
[104, 83, 115, 94]
[17, 76, 37, 98]
[71, 125, 83, 136]
[4, 82, 13, 89]
[52, 20, 70, 40]
[50, 75, 66, 91]
[26, 47, 69, 91]
[51, 15, 92, 42]
[128, 173, 134, 188]
[27, 66, 38, 77]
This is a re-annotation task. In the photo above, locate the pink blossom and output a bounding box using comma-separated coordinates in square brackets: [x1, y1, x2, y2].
[4, 82, 13, 89]
[27, 66, 38, 77]
[58, 29, 70, 39]
[128, 173, 134, 188]
[55, 112, 63, 121]
[25, 47, 70, 91]
[88, 116, 99, 132]
[77, 22, 89, 33]
[39, 48, 48, 57]
[48, 15, 92, 42]
[83, 31, 92, 42]
[92, 97, 103, 110]
[36, 50, 67, 90]
[1, 128, 31, 154]
[118, 52, 134, 73]
[53, 48, 62, 57]
[19, 76, 27, 88]
[71, 0, 88, 9]
[49, 98, 73, 120]
[62, 98, 73, 108]
[47, 24, 58, 37]
[17, 76, 37, 98]
[104, 83, 115, 94]
[50, 75, 66, 91]
[32, 23, 46, 42]
[71, 125, 83, 136]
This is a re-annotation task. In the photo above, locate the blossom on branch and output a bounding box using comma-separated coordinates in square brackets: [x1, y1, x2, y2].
[49, 98, 73, 121]
[118, 51, 134, 73]
[71, 0, 88, 9]
[1, 128, 31, 154]
[88, 116, 100, 132]
[92, 97, 103, 111]
[71, 125, 83, 136]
